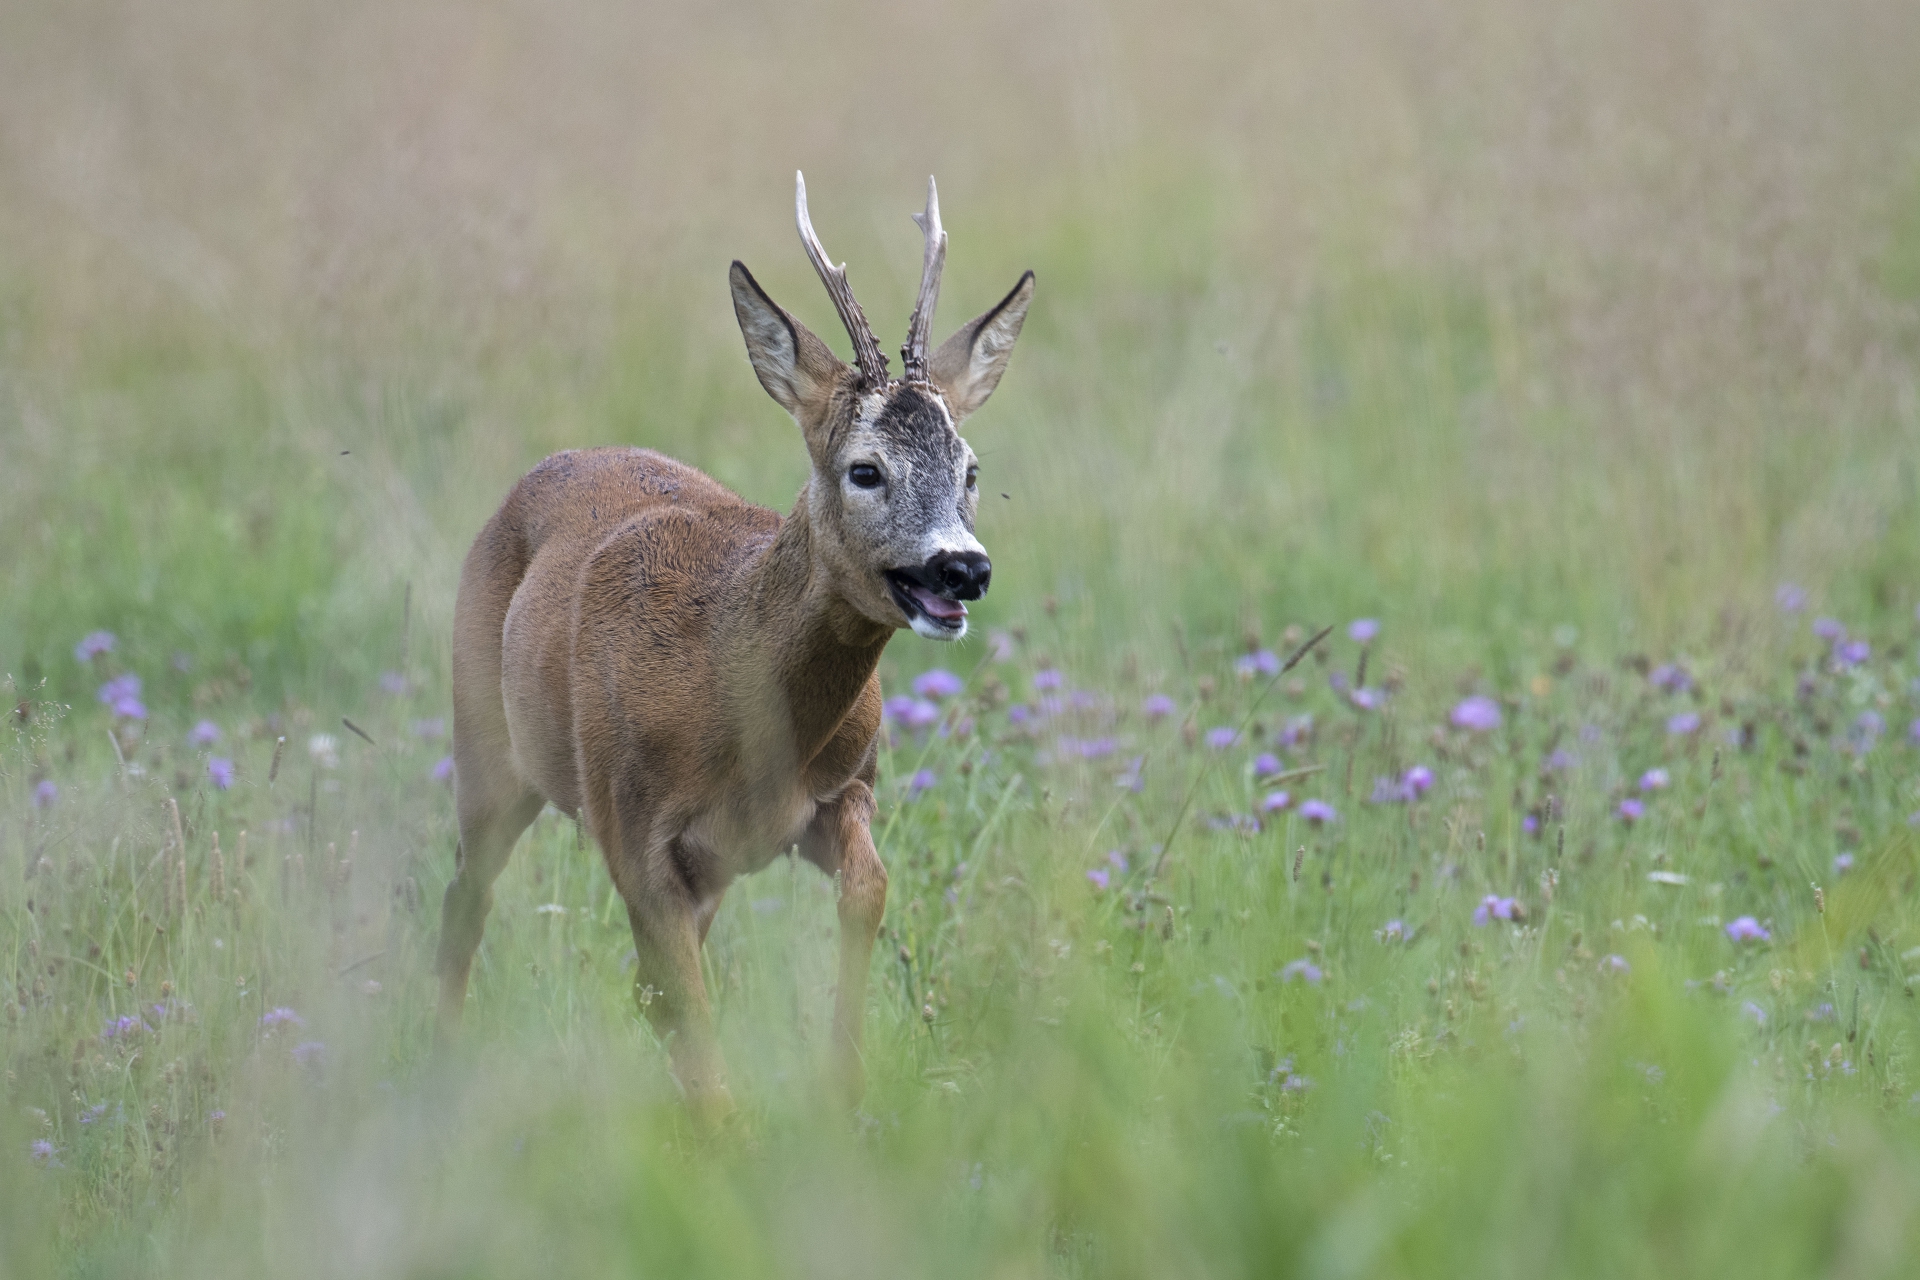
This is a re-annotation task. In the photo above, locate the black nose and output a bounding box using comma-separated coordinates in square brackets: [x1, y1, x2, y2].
[927, 550, 992, 601]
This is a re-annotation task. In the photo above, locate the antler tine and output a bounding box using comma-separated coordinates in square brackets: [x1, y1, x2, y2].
[902, 175, 947, 384]
[795, 171, 891, 387]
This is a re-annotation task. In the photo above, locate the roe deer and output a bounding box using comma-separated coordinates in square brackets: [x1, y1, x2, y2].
[437, 173, 1034, 1119]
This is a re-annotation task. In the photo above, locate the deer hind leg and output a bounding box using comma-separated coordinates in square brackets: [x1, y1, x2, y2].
[799, 780, 887, 1105]
[620, 847, 734, 1125]
[434, 753, 544, 1042]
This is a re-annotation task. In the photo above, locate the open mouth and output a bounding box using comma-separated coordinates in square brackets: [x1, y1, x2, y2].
[885, 570, 968, 634]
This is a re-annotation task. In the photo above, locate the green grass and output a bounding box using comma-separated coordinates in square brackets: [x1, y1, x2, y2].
[7, 0, 1920, 1274]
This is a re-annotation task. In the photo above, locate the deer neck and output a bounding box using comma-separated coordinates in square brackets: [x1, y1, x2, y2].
[734, 488, 891, 766]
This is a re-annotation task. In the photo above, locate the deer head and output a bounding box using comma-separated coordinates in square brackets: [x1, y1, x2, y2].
[729, 173, 1035, 641]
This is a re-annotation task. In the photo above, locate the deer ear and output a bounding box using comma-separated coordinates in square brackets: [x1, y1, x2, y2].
[929, 270, 1034, 422]
[730, 261, 845, 426]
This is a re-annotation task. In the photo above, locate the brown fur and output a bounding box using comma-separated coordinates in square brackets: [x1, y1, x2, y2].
[436, 183, 1032, 1119]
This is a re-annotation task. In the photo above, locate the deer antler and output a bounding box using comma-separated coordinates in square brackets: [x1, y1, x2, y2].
[795, 171, 890, 387]
[901, 176, 947, 385]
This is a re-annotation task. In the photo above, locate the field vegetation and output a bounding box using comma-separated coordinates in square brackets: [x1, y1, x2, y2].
[6, 0, 1920, 1274]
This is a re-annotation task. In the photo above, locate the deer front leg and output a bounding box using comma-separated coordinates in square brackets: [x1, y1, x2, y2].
[623, 873, 734, 1126]
[802, 780, 887, 1104]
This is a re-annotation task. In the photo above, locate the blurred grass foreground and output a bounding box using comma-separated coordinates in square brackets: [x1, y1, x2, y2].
[7, 0, 1920, 1275]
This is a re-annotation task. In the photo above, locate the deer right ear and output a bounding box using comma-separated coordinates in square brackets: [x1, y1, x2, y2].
[929, 270, 1035, 423]
[730, 261, 845, 426]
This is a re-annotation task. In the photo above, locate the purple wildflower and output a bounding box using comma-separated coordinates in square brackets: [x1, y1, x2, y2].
[1008, 704, 1034, 725]
[1116, 756, 1145, 792]
[1348, 687, 1385, 711]
[1450, 696, 1502, 732]
[1085, 867, 1111, 891]
[1601, 954, 1630, 974]
[987, 630, 1016, 661]
[1725, 916, 1770, 943]
[1832, 853, 1854, 876]
[1649, 664, 1693, 694]
[98, 673, 141, 706]
[1106, 850, 1129, 872]
[1327, 670, 1351, 694]
[1142, 693, 1177, 719]
[259, 1007, 306, 1029]
[432, 756, 455, 783]
[1522, 814, 1539, 835]
[1278, 958, 1323, 985]
[1261, 790, 1292, 813]
[1849, 711, 1884, 754]
[1775, 584, 1806, 613]
[379, 671, 409, 696]
[1368, 776, 1403, 804]
[1348, 618, 1380, 644]
[207, 757, 235, 790]
[101, 1014, 145, 1040]
[1741, 1001, 1767, 1026]
[79, 1104, 108, 1125]
[907, 769, 939, 797]
[1543, 747, 1576, 773]
[1032, 669, 1063, 692]
[1812, 617, 1847, 642]
[1277, 715, 1314, 748]
[30, 1139, 57, 1165]
[883, 695, 940, 729]
[1835, 639, 1871, 667]
[1376, 919, 1405, 942]
[1472, 895, 1519, 926]
[32, 779, 57, 809]
[75, 630, 117, 662]
[1298, 799, 1337, 825]
[190, 720, 221, 746]
[1666, 711, 1701, 736]
[912, 668, 965, 700]
[1402, 765, 1434, 796]
[1234, 650, 1282, 678]
[1253, 752, 1283, 778]
[291, 1041, 327, 1067]
[1618, 797, 1645, 822]
[1638, 768, 1670, 792]
[411, 718, 447, 739]
[1205, 727, 1238, 750]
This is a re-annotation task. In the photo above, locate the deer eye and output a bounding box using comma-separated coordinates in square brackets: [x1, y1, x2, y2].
[965, 466, 978, 491]
[848, 463, 883, 490]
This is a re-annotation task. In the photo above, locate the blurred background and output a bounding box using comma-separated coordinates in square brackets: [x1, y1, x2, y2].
[5, 0, 1919, 699]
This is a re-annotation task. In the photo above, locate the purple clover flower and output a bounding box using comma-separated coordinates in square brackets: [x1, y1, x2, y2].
[74, 630, 117, 662]
[1235, 650, 1282, 678]
[1666, 711, 1701, 736]
[1142, 693, 1176, 719]
[1638, 768, 1670, 792]
[1348, 687, 1385, 711]
[30, 1139, 57, 1165]
[885, 696, 941, 730]
[1085, 867, 1111, 891]
[1253, 752, 1283, 778]
[1277, 715, 1314, 748]
[259, 1007, 306, 1029]
[1522, 814, 1539, 835]
[1278, 958, 1323, 985]
[1617, 797, 1645, 822]
[1812, 617, 1847, 642]
[1450, 696, 1502, 732]
[1106, 850, 1129, 872]
[1832, 853, 1855, 876]
[1298, 799, 1337, 825]
[1649, 664, 1693, 694]
[1261, 790, 1292, 813]
[101, 1014, 146, 1040]
[1402, 765, 1434, 795]
[1031, 669, 1063, 692]
[432, 756, 455, 783]
[1725, 916, 1770, 943]
[1348, 618, 1380, 644]
[32, 780, 57, 809]
[98, 673, 142, 707]
[1835, 639, 1871, 667]
[907, 769, 938, 797]
[207, 757, 235, 790]
[1602, 954, 1631, 974]
[1774, 584, 1806, 613]
[1376, 919, 1405, 942]
[1472, 895, 1519, 927]
[911, 668, 965, 700]
[1205, 727, 1238, 750]
[190, 720, 221, 746]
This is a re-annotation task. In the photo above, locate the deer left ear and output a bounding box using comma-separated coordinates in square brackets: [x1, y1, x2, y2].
[929, 271, 1034, 422]
[730, 260, 846, 430]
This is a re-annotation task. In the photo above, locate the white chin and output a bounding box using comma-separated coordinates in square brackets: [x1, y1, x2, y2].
[908, 614, 967, 642]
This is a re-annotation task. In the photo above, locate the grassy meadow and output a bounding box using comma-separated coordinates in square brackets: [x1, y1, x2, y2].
[7, 0, 1920, 1274]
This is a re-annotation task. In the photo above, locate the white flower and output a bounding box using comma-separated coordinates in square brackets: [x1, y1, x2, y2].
[308, 734, 340, 769]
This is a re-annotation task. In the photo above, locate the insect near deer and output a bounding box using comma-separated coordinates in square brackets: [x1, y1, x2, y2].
[436, 173, 1034, 1120]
